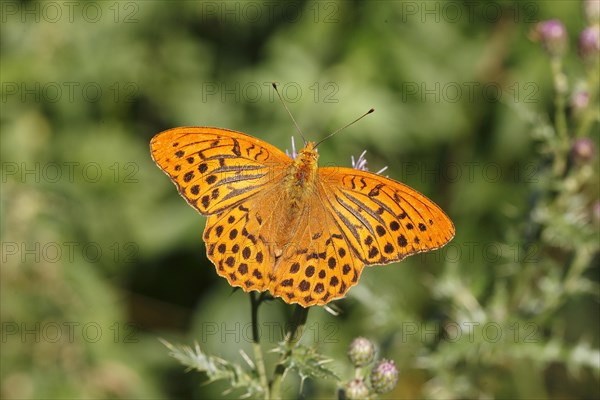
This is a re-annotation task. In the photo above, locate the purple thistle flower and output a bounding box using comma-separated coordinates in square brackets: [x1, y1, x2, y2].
[531, 19, 568, 57]
[286, 136, 298, 159]
[571, 90, 590, 114]
[352, 150, 388, 175]
[571, 137, 597, 164]
[579, 25, 600, 62]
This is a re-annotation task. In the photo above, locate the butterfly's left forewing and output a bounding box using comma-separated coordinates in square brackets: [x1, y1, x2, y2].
[317, 167, 455, 266]
[150, 127, 291, 215]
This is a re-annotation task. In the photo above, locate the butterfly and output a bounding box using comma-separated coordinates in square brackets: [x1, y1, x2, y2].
[151, 127, 454, 307]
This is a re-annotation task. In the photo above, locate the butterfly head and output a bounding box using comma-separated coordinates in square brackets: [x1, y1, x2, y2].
[296, 141, 319, 164]
[288, 141, 319, 189]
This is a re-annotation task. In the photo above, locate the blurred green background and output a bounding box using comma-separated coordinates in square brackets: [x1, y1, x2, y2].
[1, 0, 599, 399]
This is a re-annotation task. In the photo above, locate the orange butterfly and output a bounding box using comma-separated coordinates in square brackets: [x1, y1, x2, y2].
[151, 127, 454, 307]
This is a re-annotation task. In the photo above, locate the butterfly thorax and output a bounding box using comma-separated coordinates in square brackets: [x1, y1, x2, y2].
[285, 141, 319, 210]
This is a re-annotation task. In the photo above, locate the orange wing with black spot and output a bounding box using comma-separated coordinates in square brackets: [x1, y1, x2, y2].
[260, 167, 454, 307]
[151, 127, 291, 215]
[151, 128, 455, 307]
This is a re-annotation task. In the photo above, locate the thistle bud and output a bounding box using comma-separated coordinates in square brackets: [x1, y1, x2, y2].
[571, 137, 597, 164]
[571, 90, 589, 114]
[370, 359, 399, 394]
[531, 19, 568, 57]
[578, 26, 600, 62]
[347, 337, 375, 367]
[345, 378, 370, 400]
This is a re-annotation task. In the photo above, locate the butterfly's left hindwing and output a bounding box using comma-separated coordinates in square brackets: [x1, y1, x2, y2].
[151, 127, 291, 215]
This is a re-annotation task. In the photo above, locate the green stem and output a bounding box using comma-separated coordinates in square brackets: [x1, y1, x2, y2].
[270, 305, 310, 399]
[550, 57, 569, 177]
[564, 248, 593, 294]
[354, 367, 363, 380]
[250, 292, 270, 399]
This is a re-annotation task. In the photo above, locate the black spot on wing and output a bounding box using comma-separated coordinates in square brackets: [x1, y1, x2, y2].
[232, 139, 241, 156]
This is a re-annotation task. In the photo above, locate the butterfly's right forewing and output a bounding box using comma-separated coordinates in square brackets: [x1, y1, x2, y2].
[150, 127, 290, 215]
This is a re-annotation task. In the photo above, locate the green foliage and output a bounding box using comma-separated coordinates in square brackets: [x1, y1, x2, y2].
[160, 339, 264, 398]
[272, 342, 338, 383]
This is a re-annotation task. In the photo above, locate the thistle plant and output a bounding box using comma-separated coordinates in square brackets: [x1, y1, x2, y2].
[527, 14, 598, 247]
[341, 338, 398, 399]
[420, 9, 599, 399]
[161, 284, 398, 399]
[161, 5, 599, 399]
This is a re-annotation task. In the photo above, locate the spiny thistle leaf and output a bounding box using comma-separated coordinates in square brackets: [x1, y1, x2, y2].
[159, 339, 264, 397]
[273, 342, 339, 382]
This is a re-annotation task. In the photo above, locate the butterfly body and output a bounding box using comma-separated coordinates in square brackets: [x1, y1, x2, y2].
[286, 142, 319, 210]
[151, 127, 454, 307]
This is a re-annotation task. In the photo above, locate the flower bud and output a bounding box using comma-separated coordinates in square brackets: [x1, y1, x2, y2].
[345, 378, 370, 400]
[531, 19, 568, 57]
[578, 26, 600, 62]
[370, 359, 399, 394]
[347, 337, 376, 367]
[571, 137, 597, 164]
[571, 90, 589, 114]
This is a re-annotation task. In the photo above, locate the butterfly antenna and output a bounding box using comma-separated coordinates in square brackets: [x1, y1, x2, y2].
[272, 82, 307, 144]
[314, 108, 375, 148]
